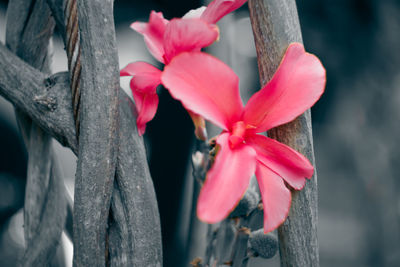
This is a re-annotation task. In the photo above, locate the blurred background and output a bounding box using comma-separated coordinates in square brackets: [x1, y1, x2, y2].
[1, 0, 400, 266]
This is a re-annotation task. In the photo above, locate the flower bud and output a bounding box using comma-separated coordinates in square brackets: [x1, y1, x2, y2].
[229, 186, 259, 218]
[248, 229, 278, 259]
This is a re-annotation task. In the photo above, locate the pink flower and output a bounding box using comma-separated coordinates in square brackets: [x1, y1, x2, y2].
[161, 43, 326, 232]
[121, 0, 247, 137]
[120, 62, 162, 136]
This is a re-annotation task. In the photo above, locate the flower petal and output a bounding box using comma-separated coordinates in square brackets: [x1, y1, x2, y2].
[183, 6, 207, 19]
[247, 134, 313, 190]
[255, 163, 291, 233]
[131, 84, 159, 136]
[121, 62, 162, 135]
[130, 11, 169, 63]
[120, 61, 161, 79]
[243, 43, 326, 132]
[161, 52, 244, 130]
[121, 61, 162, 93]
[197, 133, 257, 223]
[163, 18, 219, 63]
[201, 0, 248, 24]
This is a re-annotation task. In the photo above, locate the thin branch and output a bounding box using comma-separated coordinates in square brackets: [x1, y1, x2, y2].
[248, 0, 319, 266]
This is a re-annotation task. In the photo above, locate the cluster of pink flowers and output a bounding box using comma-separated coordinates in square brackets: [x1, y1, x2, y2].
[121, 0, 326, 233]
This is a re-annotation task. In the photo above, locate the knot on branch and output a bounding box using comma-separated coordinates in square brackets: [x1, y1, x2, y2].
[44, 76, 56, 88]
[34, 94, 57, 111]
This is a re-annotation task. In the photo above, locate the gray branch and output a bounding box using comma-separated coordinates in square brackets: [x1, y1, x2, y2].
[22, 153, 67, 266]
[72, 0, 119, 265]
[111, 96, 162, 266]
[248, 0, 319, 266]
[0, 45, 162, 265]
[1, 2, 163, 265]
[46, 2, 162, 264]
[0, 44, 77, 152]
[5, 0, 68, 265]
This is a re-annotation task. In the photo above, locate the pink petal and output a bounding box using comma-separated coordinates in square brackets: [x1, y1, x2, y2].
[163, 18, 219, 63]
[197, 133, 257, 223]
[131, 84, 159, 136]
[121, 61, 162, 93]
[161, 52, 244, 130]
[130, 11, 169, 63]
[255, 163, 291, 233]
[247, 134, 313, 190]
[121, 62, 162, 135]
[243, 43, 326, 132]
[120, 61, 161, 79]
[201, 0, 248, 24]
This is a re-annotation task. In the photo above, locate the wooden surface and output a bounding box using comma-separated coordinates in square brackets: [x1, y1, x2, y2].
[248, 0, 319, 266]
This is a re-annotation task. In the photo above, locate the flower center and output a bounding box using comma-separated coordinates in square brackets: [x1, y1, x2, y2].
[229, 121, 247, 149]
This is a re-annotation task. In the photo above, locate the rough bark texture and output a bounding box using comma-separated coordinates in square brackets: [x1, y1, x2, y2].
[0, 48, 77, 152]
[46, 1, 162, 265]
[0, 56, 163, 266]
[248, 0, 319, 266]
[72, 0, 120, 266]
[22, 153, 67, 266]
[5, 0, 68, 265]
[110, 96, 162, 267]
[2, 1, 164, 265]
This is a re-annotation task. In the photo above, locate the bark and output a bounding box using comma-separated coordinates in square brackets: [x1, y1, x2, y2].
[5, 0, 68, 265]
[72, 1, 119, 265]
[110, 96, 162, 266]
[0, 11, 162, 267]
[0, 47, 77, 152]
[46, 1, 163, 265]
[248, 0, 319, 266]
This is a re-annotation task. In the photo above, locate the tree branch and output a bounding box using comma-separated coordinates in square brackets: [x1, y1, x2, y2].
[0, 5, 163, 264]
[5, 0, 68, 265]
[0, 44, 77, 152]
[72, 0, 119, 265]
[111, 96, 162, 266]
[248, 0, 319, 266]
[22, 152, 67, 266]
